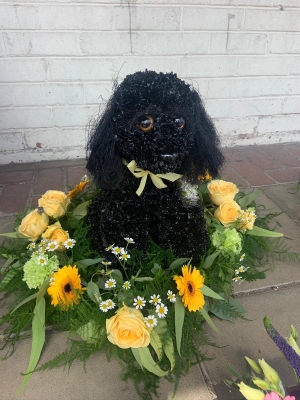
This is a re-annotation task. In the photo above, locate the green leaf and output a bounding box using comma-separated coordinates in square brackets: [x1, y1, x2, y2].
[225, 363, 244, 380]
[75, 257, 104, 268]
[199, 307, 220, 334]
[72, 200, 90, 220]
[132, 347, 168, 377]
[150, 329, 163, 361]
[246, 226, 283, 237]
[167, 258, 189, 272]
[11, 292, 38, 314]
[0, 268, 19, 291]
[19, 297, 46, 392]
[134, 277, 153, 282]
[237, 190, 260, 207]
[87, 281, 101, 304]
[77, 321, 105, 344]
[111, 270, 124, 286]
[131, 348, 143, 369]
[0, 231, 27, 239]
[151, 263, 161, 275]
[0, 257, 16, 273]
[202, 285, 224, 301]
[37, 279, 49, 304]
[175, 294, 185, 355]
[152, 320, 175, 371]
[202, 251, 220, 269]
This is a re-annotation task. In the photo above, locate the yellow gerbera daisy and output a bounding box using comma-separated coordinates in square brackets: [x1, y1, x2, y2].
[173, 265, 205, 312]
[47, 265, 85, 311]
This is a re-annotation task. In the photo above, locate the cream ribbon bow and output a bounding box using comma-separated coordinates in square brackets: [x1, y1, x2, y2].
[123, 159, 182, 196]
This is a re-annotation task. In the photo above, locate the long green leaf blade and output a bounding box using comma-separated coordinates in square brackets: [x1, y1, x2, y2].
[11, 292, 38, 314]
[199, 307, 220, 334]
[135, 347, 168, 377]
[175, 294, 185, 355]
[202, 285, 224, 300]
[246, 226, 283, 237]
[19, 297, 46, 392]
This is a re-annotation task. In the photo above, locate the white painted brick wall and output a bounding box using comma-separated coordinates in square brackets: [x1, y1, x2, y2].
[0, 1, 300, 163]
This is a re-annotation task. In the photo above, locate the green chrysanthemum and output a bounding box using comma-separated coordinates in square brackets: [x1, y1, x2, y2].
[23, 254, 59, 289]
[212, 228, 242, 257]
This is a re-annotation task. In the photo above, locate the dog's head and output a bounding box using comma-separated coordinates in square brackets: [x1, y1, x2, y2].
[87, 70, 224, 188]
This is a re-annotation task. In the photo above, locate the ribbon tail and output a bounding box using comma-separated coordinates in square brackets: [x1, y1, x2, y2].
[136, 174, 148, 196]
[156, 173, 183, 182]
[150, 174, 167, 190]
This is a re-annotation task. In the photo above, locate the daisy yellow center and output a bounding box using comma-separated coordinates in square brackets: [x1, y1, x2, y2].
[121, 254, 127, 259]
[108, 281, 114, 287]
[115, 248, 121, 253]
[158, 306, 164, 314]
[137, 299, 143, 306]
[148, 318, 154, 324]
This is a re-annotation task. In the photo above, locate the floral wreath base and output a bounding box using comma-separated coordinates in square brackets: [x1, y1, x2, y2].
[0, 176, 291, 399]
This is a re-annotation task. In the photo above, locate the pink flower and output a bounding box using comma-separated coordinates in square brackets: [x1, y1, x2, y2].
[263, 394, 295, 400]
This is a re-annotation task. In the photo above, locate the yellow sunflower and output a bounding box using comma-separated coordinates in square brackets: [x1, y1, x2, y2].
[173, 265, 205, 312]
[47, 265, 85, 311]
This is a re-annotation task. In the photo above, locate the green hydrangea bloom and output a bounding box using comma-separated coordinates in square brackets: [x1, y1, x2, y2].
[23, 254, 59, 289]
[212, 228, 242, 257]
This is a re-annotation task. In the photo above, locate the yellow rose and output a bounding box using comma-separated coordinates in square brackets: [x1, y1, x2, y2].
[207, 179, 239, 206]
[238, 208, 256, 232]
[106, 305, 151, 349]
[38, 190, 70, 218]
[18, 209, 49, 241]
[214, 200, 241, 227]
[42, 221, 69, 249]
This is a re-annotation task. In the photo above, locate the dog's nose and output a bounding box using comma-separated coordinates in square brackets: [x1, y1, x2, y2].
[160, 153, 178, 162]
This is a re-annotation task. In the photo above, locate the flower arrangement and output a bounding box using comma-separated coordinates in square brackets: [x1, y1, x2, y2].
[0, 176, 291, 399]
[226, 317, 300, 400]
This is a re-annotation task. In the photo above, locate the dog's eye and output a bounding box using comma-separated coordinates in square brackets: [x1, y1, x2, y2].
[139, 115, 154, 132]
[174, 117, 185, 129]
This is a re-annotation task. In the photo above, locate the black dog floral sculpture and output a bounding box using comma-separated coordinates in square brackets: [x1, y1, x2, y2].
[86, 70, 225, 265]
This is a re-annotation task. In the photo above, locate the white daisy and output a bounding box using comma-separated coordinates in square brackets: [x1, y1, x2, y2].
[47, 241, 58, 252]
[235, 266, 246, 274]
[105, 278, 116, 289]
[105, 244, 114, 251]
[232, 276, 242, 283]
[123, 281, 131, 290]
[124, 237, 135, 244]
[133, 296, 146, 310]
[156, 303, 168, 318]
[106, 299, 116, 310]
[144, 315, 158, 328]
[37, 255, 47, 266]
[112, 246, 124, 255]
[167, 290, 176, 303]
[64, 238, 76, 249]
[101, 261, 112, 266]
[119, 252, 130, 261]
[99, 301, 109, 312]
[27, 243, 36, 251]
[149, 294, 161, 305]
[240, 253, 245, 261]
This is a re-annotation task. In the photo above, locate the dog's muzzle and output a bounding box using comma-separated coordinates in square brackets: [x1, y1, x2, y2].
[160, 153, 178, 162]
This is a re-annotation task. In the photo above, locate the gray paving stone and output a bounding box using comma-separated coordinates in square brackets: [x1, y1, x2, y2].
[202, 287, 300, 400]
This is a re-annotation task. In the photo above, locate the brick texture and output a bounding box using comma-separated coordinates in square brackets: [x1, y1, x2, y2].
[0, 2, 300, 164]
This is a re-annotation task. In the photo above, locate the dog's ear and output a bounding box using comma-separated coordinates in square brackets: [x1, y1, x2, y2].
[184, 90, 225, 182]
[86, 102, 123, 189]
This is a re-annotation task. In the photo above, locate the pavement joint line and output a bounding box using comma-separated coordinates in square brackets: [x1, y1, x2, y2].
[199, 363, 218, 400]
[234, 280, 300, 298]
